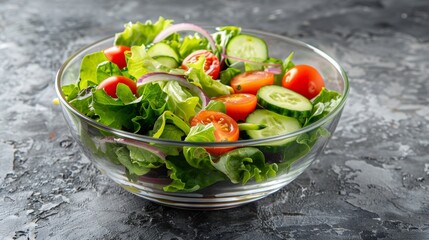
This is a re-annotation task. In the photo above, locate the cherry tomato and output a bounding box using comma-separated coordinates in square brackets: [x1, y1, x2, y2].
[97, 76, 137, 98]
[230, 71, 274, 95]
[190, 110, 239, 155]
[182, 50, 221, 79]
[104, 45, 131, 69]
[212, 94, 257, 122]
[282, 64, 325, 99]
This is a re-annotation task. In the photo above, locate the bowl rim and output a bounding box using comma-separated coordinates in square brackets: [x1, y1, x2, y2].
[55, 28, 349, 147]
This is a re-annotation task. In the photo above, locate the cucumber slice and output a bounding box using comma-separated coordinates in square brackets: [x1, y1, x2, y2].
[257, 85, 312, 119]
[153, 56, 179, 68]
[245, 109, 301, 146]
[238, 123, 267, 131]
[226, 34, 268, 64]
[148, 42, 179, 61]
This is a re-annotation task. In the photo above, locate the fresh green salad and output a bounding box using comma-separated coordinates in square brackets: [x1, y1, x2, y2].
[62, 17, 342, 192]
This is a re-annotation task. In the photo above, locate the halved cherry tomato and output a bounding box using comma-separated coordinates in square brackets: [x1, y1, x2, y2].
[230, 71, 274, 95]
[190, 110, 239, 155]
[97, 76, 137, 98]
[104, 45, 131, 69]
[282, 64, 325, 99]
[212, 94, 257, 122]
[182, 50, 220, 79]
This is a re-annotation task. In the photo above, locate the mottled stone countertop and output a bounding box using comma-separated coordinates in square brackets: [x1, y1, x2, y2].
[1, 0, 428, 239]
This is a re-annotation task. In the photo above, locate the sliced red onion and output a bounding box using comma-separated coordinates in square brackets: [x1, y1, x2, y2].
[265, 67, 283, 75]
[153, 23, 217, 53]
[139, 175, 172, 185]
[222, 54, 282, 68]
[219, 46, 227, 68]
[102, 136, 166, 160]
[137, 72, 210, 108]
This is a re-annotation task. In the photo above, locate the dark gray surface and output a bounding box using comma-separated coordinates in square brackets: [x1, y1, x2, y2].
[1, 0, 428, 239]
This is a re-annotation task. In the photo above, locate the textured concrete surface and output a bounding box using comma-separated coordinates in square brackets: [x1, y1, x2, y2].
[1, 0, 429, 239]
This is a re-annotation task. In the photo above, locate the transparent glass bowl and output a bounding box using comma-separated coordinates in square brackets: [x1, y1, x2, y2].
[55, 29, 349, 210]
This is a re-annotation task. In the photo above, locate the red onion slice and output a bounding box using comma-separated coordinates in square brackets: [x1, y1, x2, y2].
[222, 53, 282, 68]
[137, 72, 210, 108]
[139, 175, 172, 185]
[102, 136, 166, 160]
[265, 67, 283, 75]
[219, 46, 227, 68]
[153, 23, 217, 53]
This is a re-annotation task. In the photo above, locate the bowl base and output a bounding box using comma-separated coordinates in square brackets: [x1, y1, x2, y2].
[96, 158, 309, 210]
[127, 188, 280, 210]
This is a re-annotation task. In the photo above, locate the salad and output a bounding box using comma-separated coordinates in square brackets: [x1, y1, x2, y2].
[61, 17, 342, 192]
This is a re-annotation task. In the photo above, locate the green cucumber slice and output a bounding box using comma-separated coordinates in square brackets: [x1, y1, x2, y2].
[238, 123, 267, 131]
[226, 34, 268, 64]
[245, 109, 302, 146]
[148, 42, 179, 61]
[257, 85, 312, 119]
[153, 56, 179, 68]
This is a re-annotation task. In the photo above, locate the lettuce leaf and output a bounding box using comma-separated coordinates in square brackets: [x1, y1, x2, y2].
[78, 51, 108, 89]
[128, 146, 165, 169]
[151, 110, 190, 138]
[178, 34, 209, 59]
[61, 84, 80, 101]
[154, 116, 219, 192]
[96, 61, 123, 83]
[163, 154, 225, 192]
[282, 52, 295, 72]
[183, 146, 212, 169]
[219, 63, 243, 86]
[114, 17, 173, 47]
[185, 123, 216, 142]
[91, 89, 139, 130]
[67, 87, 94, 116]
[213, 147, 277, 184]
[90, 81, 173, 133]
[276, 127, 331, 173]
[163, 81, 200, 123]
[183, 123, 216, 169]
[185, 56, 231, 97]
[305, 88, 342, 126]
[115, 147, 150, 176]
[139, 107, 189, 157]
[205, 100, 226, 113]
[115, 145, 165, 178]
[153, 124, 186, 156]
[158, 125, 186, 141]
[127, 45, 170, 80]
[116, 83, 138, 104]
[132, 83, 167, 133]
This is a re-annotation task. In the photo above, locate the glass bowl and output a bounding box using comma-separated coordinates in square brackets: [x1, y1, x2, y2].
[55, 29, 349, 210]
